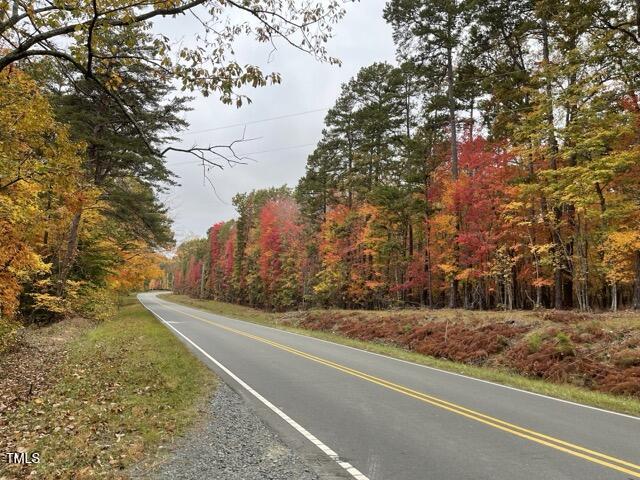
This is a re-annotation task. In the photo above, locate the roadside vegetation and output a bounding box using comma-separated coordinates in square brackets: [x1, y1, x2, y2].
[1, 0, 341, 355]
[1, 2, 343, 478]
[161, 294, 640, 417]
[0, 298, 215, 479]
[0, 4, 338, 475]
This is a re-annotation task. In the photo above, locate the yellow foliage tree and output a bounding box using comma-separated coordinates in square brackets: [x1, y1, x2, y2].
[602, 231, 640, 311]
[107, 247, 164, 297]
[0, 70, 83, 319]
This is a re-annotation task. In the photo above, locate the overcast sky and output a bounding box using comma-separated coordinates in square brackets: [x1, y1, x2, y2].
[160, 0, 396, 243]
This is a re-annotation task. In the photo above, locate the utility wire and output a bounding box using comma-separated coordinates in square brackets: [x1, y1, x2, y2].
[168, 101, 552, 167]
[182, 107, 330, 136]
[242, 142, 318, 156]
[178, 64, 588, 137]
[168, 142, 318, 166]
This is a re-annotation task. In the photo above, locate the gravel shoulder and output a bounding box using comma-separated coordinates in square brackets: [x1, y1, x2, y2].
[132, 382, 321, 480]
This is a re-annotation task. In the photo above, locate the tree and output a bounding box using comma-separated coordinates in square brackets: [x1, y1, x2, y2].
[0, 69, 82, 319]
[1, 0, 345, 164]
[164, 1, 640, 312]
[602, 231, 640, 311]
[39, 34, 180, 295]
[257, 197, 304, 309]
[232, 186, 290, 304]
[171, 238, 208, 296]
[385, 0, 476, 306]
[107, 248, 164, 297]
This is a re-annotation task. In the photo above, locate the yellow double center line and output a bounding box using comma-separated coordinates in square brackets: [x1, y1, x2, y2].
[162, 303, 640, 478]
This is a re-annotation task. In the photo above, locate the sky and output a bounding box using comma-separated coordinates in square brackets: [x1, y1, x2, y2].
[160, 0, 396, 243]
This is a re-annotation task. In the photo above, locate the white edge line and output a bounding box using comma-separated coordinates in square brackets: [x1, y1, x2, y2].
[153, 294, 640, 422]
[139, 299, 370, 480]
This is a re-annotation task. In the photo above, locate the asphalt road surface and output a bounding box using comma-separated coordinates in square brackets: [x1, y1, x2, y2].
[138, 292, 640, 480]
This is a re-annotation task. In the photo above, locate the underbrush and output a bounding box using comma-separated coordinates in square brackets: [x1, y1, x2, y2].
[290, 309, 640, 397]
[0, 316, 20, 354]
[1, 301, 215, 479]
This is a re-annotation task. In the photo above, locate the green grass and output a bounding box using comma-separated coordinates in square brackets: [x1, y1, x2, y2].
[3, 301, 215, 479]
[160, 293, 640, 417]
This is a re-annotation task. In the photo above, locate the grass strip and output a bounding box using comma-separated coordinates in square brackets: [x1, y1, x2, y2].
[3, 300, 215, 479]
[159, 293, 640, 418]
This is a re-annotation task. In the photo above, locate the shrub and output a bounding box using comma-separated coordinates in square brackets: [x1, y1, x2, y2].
[526, 332, 544, 353]
[612, 349, 640, 368]
[72, 285, 117, 321]
[554, 332, 575, 356]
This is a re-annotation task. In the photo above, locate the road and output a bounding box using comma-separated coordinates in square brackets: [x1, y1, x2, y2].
[138, 292, 640, 480]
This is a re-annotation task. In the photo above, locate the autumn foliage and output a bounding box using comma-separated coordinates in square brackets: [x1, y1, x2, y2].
[170, 129, 640, 312]
[172, 4, 640, 313]
[0, 69, 168, 330]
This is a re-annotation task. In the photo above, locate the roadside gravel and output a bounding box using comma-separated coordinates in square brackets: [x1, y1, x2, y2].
[135, 381, 321, 480]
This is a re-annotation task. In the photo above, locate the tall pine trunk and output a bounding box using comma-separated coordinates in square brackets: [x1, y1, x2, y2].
[423, 172, 434, 308]
[446, 34, 459, 309]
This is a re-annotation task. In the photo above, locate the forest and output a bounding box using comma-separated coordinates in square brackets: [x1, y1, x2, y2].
[1, 2, 350, 474]
[170, 0, 640, 312]
[0, 59, 172, 330]
[0, 0, 341, 338]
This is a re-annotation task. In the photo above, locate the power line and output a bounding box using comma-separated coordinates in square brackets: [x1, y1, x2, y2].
[242, 142, 318, 156]
[179, 64, 582, 137]
[182, 107, 330, 136]
[167, 99, 552, 168]
[167, 142, 318, 167]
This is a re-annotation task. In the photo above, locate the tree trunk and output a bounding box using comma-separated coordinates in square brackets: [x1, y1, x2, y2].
[554, 265, 563, 309]
[423, 220, 433, 308]
[199, 261, 206, 298]
[447, 42, 459, 308]
[541, 19, 559, 169]
[447, 45, 458, 179]
[449, 279, 458, 309]
[56, 207, 83, 296]
[423, 152, 433, 308]
[505, 280, 513, 311]
[541, 17, 565, 309]
[533, 251, 542, 308]
[42, 183, 52, 249]
[408, 223, 414, 257]
[347, 127, 354, 208]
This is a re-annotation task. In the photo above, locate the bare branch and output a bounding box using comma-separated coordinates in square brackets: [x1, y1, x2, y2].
[0, 176, 23, 190]
[162, 133, 260, 169]
[225, 0, 316, 56]
[0, 4, 76, 35]
[595, 14, 640, 45]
